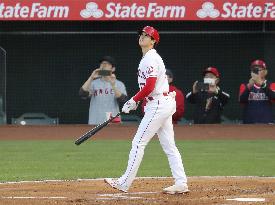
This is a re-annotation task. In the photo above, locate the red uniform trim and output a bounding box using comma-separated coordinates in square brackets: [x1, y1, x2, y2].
[133, 77, 157, 102]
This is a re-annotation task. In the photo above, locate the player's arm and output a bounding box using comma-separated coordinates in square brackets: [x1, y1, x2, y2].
[122, 61, 158, 113]
[133, 77, 157, 102]
[122, 77, 156, 114]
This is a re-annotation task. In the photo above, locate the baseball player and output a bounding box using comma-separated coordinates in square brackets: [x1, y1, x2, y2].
[105, 26, 189, 194]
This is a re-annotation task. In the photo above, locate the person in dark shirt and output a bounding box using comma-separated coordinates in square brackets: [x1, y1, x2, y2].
[186, 67, 230, 124]
[239, 59, 275, 124]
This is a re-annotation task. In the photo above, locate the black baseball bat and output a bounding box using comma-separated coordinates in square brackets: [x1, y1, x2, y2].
[75, 112, 120, 145]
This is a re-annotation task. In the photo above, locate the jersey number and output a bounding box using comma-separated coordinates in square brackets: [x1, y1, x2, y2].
[139, 83, 145, 90]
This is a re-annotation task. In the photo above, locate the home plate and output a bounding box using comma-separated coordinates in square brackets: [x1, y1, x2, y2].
[227, 198, 265, 202]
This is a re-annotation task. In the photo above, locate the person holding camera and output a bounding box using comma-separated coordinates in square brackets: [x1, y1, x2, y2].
[79, 56, 127, 125]
[239, 60, 275, 124]
[186, 67, 230, 124]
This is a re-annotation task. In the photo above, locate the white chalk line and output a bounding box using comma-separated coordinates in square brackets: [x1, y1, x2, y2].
[1, 176, 275, 185]
[0, 192, 159, 201]
[227, 198, 265, 202]
[96, 197, 149, 200]
[96, 192, 158, 201]
[1, 196, 67, 199]
[96, 196, 143, 200]
[98, 192, 158, 197]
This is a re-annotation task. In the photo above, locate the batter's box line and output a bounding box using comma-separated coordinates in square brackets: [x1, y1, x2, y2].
[0, 176, 275, 185]
[1, 196, 67, 199]
[98, 191, 158, 197]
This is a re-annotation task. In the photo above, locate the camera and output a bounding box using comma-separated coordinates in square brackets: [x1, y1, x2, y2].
[196, 82, 209, 91]
[98, 70, 112, 76]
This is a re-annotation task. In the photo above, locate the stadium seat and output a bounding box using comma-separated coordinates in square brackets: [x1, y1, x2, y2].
[11, 113, 59, 125]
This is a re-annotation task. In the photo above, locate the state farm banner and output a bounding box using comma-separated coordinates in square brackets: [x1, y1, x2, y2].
[0, 0, 275, 21]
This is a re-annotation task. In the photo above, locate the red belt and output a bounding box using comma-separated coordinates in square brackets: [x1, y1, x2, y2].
[147, 93, 168, 101]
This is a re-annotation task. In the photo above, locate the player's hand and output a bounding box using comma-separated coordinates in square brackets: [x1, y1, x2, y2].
[122, 97, 138, 113]
[90, 68, 101, 80]
[192, 81, 199, 93]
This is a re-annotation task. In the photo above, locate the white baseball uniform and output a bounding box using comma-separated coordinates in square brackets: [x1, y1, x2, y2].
[117, 49, 187, 190]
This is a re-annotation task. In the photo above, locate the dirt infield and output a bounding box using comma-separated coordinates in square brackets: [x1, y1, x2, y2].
[0, 124, 275, 140]
[0, 177, 275, 205]
[0, 125, 275, 204]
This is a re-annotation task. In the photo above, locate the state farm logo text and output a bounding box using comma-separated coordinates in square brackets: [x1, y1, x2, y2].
[0, 3, 69, 18]
[221, 2, 275, 18]
[197, 2, 275, 19]
[80, 2, 185, 19]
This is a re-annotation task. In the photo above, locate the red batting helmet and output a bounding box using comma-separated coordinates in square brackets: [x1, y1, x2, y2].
[203, 67, 220, 78]
[140, 26, 160, 44]
[250, 59, 267, 69]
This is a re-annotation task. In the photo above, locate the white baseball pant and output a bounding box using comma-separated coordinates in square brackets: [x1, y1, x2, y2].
[117, 94, 187, 190]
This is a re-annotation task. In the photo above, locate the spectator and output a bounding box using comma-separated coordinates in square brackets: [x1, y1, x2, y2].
[186, 67, 230, 124]
[79, 56, 127, 125]
[239, 59, 275, 124]
[166, 69, 185, 124]
[141, 69, 185, 124]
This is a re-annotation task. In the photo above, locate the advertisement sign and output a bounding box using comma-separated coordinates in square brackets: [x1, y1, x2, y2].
[0, 0, 274, 21]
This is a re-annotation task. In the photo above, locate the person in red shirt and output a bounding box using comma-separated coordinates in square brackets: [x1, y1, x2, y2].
[166, 69, 185, 124]
[141, 69, 185, 124]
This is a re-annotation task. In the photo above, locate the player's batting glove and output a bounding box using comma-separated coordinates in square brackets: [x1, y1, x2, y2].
[122, 97, 138, 113]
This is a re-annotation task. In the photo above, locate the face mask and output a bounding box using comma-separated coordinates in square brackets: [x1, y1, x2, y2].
[204, 78, 216, 85]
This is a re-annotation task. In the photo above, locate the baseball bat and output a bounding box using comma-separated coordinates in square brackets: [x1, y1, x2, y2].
[75, 112, 120, 146]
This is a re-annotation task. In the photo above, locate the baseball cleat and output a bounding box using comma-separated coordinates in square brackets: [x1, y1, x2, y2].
[104, 178, 128, 193]
[163, 184, 189, 194]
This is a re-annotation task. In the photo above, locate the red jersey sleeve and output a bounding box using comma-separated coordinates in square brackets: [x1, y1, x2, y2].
[133, 77, 157, 102]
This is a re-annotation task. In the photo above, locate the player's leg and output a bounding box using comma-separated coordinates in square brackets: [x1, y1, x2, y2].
[115, 102, 168, 190]
[157, 116, 188, 194]
[116, 114, 161, 190]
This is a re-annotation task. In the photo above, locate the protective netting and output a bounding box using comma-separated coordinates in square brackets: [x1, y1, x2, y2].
[0, 29, 274, 124]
